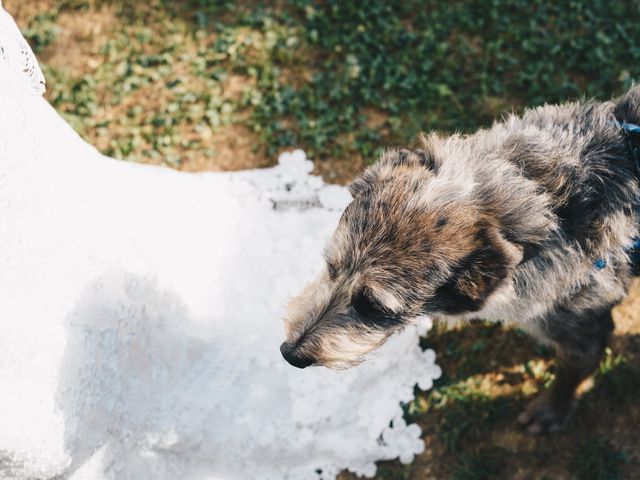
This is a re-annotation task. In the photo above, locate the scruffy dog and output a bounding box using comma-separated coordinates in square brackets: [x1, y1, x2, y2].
[280, 86, 640, 433]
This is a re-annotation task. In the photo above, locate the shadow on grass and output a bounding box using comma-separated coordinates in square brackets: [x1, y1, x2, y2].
[352, 324, 640, 480]
[420, 322, 552, 382]
[570, 437, 630, 480]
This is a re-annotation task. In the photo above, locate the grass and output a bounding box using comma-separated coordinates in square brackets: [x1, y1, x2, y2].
[453, 446, 511, 480]
[10, 0, 640, 173]
[427, 380, 509, 452]
[592, 350, 640, 406]
[571, 437, 628, 480]
[5, 1, 640, 478]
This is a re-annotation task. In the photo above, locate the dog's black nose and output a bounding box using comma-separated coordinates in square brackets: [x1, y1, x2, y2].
[280, 341, 314, 369]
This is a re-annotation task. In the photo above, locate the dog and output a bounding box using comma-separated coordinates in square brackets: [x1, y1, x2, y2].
[280, 86, 640, 433]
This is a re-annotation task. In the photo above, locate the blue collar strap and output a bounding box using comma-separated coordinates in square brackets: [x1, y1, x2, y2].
[594, 238, 640, 271]
[620, 122, 640, 134]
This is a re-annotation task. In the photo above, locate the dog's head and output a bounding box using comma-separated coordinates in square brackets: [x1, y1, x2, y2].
[280, 148, 524, 369]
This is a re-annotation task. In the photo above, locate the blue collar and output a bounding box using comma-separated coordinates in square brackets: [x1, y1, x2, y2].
[620, 121, 640, 134]
[594, 238, 640, 271]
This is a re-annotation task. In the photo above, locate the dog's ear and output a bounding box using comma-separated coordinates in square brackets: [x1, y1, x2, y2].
[425, 227, 522, 314]
[348, 169, 377, 198]
[349, 149, 436, 198]
[381, 148, 437, 170]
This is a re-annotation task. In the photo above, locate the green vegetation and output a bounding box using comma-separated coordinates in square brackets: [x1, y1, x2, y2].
[427, 380, 509, 452]
[453, 446, 511, 480]
[589, 349, 640, 407]
[19, 0, 640, 169]
[571, 437, 628, 480]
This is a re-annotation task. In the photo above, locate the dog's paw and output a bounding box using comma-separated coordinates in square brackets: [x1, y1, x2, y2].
[517, 391, 574, 434]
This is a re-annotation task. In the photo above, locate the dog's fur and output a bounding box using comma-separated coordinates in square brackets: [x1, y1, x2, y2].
[280, 86, 640, 433]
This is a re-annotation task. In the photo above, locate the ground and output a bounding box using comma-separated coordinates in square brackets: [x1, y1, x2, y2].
[6, 1, 640, 478]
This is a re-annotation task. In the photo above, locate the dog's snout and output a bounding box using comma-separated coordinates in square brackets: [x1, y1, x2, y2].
[280, 341, 314, 369]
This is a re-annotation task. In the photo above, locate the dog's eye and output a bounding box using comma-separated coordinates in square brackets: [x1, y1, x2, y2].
[352, 288, 384, 317]
[352, 288, 401, 329]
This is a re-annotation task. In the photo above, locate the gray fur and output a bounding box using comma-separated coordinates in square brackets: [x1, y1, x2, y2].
[280, 86, 640, 432]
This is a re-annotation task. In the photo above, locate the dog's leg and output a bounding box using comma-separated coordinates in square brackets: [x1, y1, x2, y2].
[518, 303, 614, 434]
